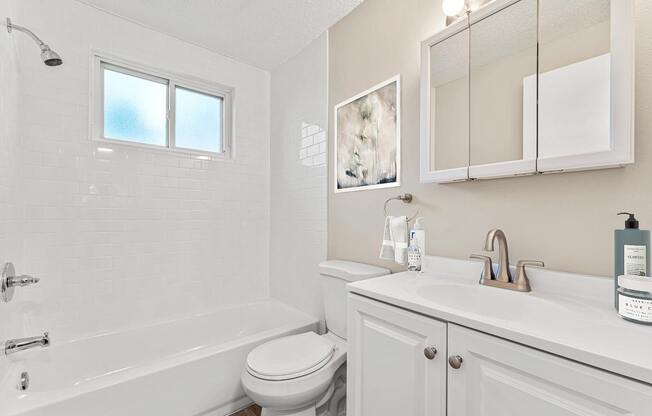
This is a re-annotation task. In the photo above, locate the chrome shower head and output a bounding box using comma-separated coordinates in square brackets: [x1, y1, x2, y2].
[6, 18, 63, 67]
[41, 47, 62, 67]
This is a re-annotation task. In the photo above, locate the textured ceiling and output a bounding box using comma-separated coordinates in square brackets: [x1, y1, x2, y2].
[76, 0, 362, 70]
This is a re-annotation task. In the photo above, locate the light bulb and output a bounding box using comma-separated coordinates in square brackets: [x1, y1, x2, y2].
[442, 0, 466, 17]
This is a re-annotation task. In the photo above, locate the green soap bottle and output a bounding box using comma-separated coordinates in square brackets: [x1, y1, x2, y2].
[615, 212, 650, 309]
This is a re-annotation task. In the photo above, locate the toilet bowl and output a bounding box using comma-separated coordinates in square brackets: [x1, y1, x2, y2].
[241, 332, 346, 416]
[240, 261, 390, 416]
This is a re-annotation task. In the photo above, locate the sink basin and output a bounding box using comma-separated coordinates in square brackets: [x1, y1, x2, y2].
[416, 282, 573, 325]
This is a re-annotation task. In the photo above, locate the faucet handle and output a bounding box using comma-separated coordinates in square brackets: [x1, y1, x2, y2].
[470, 254, 495, 282]
[514, 260, 544, 292]
[7, 275, 39, 288]
[1, 263, 39, 302]
[516, 260, 545, 269]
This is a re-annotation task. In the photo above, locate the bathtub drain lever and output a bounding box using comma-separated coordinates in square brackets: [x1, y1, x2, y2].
[17, 372, 29, 391]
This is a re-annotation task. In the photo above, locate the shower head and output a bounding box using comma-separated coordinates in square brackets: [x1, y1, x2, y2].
[40, 47, 62, 67]
[6, 18, 63, 67]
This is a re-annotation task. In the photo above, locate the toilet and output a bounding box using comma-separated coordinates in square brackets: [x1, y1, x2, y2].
[241, 260, 390, 416]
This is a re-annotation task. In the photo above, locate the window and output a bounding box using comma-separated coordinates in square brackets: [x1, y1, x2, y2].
[103, 66, 168, 146]
[174, 87, 223, 153]
[93, 55, 233, 157]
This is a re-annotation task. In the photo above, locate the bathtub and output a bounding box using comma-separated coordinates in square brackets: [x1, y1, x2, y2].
[0, 300, 318, 416]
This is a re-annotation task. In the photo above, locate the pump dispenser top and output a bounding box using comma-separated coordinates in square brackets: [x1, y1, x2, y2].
[618, 212, 639, 229]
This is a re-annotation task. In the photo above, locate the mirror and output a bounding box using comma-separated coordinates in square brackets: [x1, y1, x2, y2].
[429, 27, 469, 174]
[420, 20, 470, 183]
[538, 0, 610, 160]
[468, 0, 538, 178]
[419, 0, 634, 183]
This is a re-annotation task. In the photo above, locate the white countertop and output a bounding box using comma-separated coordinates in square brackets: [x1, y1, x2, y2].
[347, 256, 652, 385]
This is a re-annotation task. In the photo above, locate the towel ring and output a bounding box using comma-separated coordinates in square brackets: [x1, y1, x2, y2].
[384, 193, 419, 222]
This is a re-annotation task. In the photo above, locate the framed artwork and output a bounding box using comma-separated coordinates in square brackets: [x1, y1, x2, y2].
[334, 75, 401, 193]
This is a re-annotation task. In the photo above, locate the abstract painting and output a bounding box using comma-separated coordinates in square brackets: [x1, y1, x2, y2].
[334, 76, 400, 193]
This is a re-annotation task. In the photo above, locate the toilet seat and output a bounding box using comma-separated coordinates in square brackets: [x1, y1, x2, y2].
[241, 332, 347, 415]
[246, 332, 336, 381]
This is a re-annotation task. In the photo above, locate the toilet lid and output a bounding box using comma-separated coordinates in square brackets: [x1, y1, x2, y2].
[246, 332, 336, 381]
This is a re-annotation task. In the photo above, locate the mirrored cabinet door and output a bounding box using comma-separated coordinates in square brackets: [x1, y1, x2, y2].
[420, 19, 470, 183]
[468, 0, 538, 179]
[537, 0, 635, 172]
[419, 0, 635, 183]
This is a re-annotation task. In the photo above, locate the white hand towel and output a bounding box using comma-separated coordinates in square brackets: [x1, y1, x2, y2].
[380, 216, 395, 261]
[379, 215, 408, 265]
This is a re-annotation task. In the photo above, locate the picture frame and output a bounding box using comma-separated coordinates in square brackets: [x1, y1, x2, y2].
[334, 75, 401, 193]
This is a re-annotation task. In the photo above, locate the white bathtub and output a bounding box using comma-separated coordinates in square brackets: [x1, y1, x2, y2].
[0, 300, 318, 416]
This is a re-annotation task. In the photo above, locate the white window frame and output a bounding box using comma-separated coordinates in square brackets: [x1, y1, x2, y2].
[91, 52, 234, 159]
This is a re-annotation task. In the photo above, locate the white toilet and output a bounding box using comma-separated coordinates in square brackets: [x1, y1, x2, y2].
[241, 260, 390, 416]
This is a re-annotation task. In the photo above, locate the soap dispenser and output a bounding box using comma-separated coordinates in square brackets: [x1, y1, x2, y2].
[409, 218, 425, 256]
[408, 218, 425, 272]
[615, 212, 650, 309]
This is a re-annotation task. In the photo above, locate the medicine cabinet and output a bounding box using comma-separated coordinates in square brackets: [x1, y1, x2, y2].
[420, 0, 635, 183]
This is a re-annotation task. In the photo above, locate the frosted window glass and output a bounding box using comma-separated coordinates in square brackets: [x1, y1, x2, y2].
[175, 87, 223, 153]
[103, 68, 168, 146]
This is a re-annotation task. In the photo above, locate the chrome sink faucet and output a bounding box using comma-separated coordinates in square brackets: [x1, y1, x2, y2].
[484, 229, 512, 283]
[5, 332, 50, 356]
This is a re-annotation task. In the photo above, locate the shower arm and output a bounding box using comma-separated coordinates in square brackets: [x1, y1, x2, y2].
[6, 18, 50, 51]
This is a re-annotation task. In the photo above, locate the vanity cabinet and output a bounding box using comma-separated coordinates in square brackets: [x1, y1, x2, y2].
[347, 294, 447, 416]
[347, 293, 652, 416]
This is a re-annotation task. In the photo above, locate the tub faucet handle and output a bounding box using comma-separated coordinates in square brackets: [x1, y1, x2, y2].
[7, 274, 39, 287]
[1, 262, 39, 302]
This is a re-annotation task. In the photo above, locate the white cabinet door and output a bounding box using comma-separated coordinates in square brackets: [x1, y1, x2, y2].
[347, 294, 447, 416]
[447, 324, 652, 416]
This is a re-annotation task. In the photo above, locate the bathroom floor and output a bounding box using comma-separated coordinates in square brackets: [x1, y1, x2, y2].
[231, 405, 261, 416]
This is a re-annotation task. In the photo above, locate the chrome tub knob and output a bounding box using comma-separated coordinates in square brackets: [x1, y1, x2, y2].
[1, 262, 39, 302]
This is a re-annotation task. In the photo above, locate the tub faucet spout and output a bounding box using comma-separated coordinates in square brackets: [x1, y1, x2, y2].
[5, 332, 50, 356]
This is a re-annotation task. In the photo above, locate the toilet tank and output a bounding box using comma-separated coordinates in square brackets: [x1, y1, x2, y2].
[318, 260, 390, 340]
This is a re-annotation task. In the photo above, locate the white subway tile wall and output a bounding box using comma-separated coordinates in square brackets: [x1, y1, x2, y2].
[300, 122, 327, 167]
[0, 0, 23, 368]
[4, 0, 271, 341]
[270, 34, 328, 321]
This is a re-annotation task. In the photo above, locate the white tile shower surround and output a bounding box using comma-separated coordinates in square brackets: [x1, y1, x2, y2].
[0, 0, 22, 378]
[299, 123, 327, 167]
[3, 0, 271, 342]
[270, 34, 328, 322]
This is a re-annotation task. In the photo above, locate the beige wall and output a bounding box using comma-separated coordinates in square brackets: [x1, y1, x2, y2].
[328, 0, 652, 277]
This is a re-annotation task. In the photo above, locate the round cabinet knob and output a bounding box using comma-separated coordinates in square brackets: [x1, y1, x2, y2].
[448, 355, 463, 369]
[424, 347, 437, 360]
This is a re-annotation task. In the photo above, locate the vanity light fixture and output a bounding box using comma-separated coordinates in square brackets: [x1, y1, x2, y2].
[442, 0, 466, 16]
[442, 0, 493, 25]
